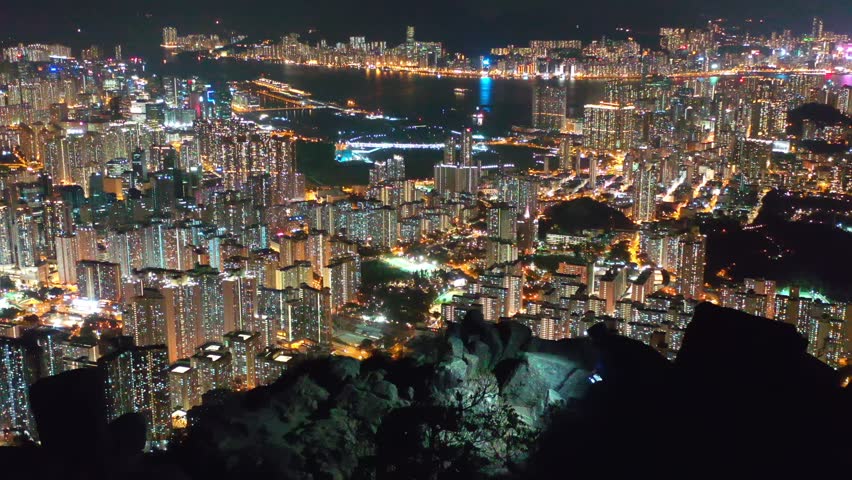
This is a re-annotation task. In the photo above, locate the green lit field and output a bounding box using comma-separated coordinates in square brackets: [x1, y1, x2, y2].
[382, 255, 440, 273]
[435, 289, 464, 304]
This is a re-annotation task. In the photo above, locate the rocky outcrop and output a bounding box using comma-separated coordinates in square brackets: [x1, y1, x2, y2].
[178, 311, 603, 478]
[438, 310, 593, 424]
[16, 303, 850, 479]
[178, 304, 852, 479]
[526, 302, 851, 480]
[181, 357, 408, 479]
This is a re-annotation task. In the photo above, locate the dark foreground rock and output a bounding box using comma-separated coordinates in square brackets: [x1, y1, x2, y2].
[8, 303, 852, 479]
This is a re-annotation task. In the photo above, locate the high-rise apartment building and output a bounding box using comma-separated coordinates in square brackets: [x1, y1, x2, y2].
[98, 345, 170, 442]
[323, 254, 361, 313]
[676, 233, 706, 300]
[223, 330, 262, 390]
[434, 129, 479, 195]
[532, 83, 567, 131]
[632, 162, 658, 223]
[76, 260, 122, 302]
[0, 336, 36, 434]
[126, 288, 167, 347]
[583, 102, 635, 151]
[163, 27, 178, 47]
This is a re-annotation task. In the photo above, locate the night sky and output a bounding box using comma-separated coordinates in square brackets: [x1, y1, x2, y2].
[5, 0, 852, 55]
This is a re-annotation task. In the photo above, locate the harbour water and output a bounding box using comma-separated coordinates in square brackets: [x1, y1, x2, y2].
[159, 57, 606, 136]
[158, 56, 852, 184]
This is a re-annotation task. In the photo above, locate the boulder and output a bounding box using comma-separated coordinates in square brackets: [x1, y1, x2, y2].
[459, 310, 504, 367]
[371, 379, 399, 403]
[328, 356, 361, 382]
[497, 352, 590, 421]
[495, 320, 533, 362]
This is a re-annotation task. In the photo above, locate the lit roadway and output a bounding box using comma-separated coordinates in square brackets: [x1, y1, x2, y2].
[747, 187, 773, 225]
[244, 79, 378, 115]
[233, 103, 317, 113]
[346, 142, 444, 149]
[343, 138, 552, 150]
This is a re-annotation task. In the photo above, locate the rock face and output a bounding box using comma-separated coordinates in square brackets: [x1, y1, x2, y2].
[179, 305, 847, 479]
[441, 311, 593, 423]
[527, 302, 851, 480]
[181, 357, 408, 478]
[16, 303, 849, 479]
[178, 311, 601, 478]
[498, 352, 589, 414]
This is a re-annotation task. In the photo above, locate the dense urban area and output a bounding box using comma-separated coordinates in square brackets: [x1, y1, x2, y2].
[0, 15, 851, 458]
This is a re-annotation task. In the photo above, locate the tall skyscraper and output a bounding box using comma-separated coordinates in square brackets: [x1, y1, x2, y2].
[162, 276, 201, 363]
[55, 234, 78, 284]
[583, 102, 636, 151]
[0, 204, 14, 265]
[223, 331, 262, 390]
[733, 137, 771, 185]
[459, 128, 473, 167]
[0, 336, 36, 434]
[374, 206, 399, 250]
[191, 343, 232, 396]
[188, 267, 226, 344]
[485, 238, 518, 267]
[516, 206, 538, 255]
[107, 228, 144, 278]
[255, 348, 292, 386]
[837, 86, 852, 115]
[811, 17, 823, 39]
[25, 327, 67, 378]
[486, 203, 518, 241]
[496, 174, 539, 216]
[271, 262, 313, 290]
[434, 129, 480, 195]
[76, 260, 122, 302]
[434, 163, 480, 195]
[744, 278, 777, 318]
[532, 83, 567, 131]
[632, 162, 658, 223]
[293, 286, 332, 346]
[98, 345, 170, 442]
[168, 361, 199, 412]
[677, 232, 706, 300]
[559, 140, 578, 173]
[306, 230, 331, 279]
[269, 134, 298, 204]
[588, 155, 597, 189]
[222, 271, 258, 334]
[263, 285, 332, 346]
[370, 154, 406, 184]
[598, 267, 627, 315]
[441, 128, 474, 167]
[323, 254, 361, 313]
[162, 27, 178, 47]
[258, 286, 300, 345]
[11, 204, 37, 269]
[126, 288, 167, 347]
[76, 226, 98, 261]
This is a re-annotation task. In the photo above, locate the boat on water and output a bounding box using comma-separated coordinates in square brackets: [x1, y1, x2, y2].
[453, 87, 469, 94]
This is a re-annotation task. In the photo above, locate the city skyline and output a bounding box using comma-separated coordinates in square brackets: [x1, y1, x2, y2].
[0, 7, 850, 474]
[4, 2, 852, 55]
